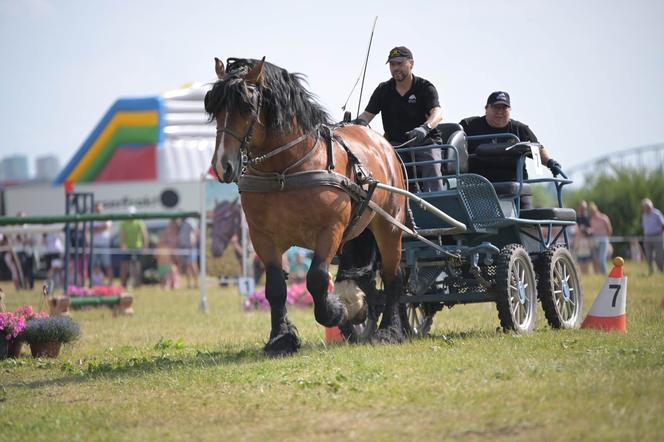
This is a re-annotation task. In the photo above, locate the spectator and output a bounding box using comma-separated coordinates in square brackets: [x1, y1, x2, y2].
[589, 202, 613, 274]
[156, 220, 181, 290]
[18, 233, 36, 290]
[92, 202, 113, 285]
[286, 247, 311, 284]
[641, 198, 664, 275]
[1, 235, 21, 289]
[14, 212, 36, 290]
[118, 206, 148, 288]
[178, 217, 199, 289]
[91, 264, 105, 287]
[68, 220, 89, 286]
[573, 200, 593, 274]
[230, 231, 265, 285]
[43, 230, 65, 288]
[629, 239, 643, 263]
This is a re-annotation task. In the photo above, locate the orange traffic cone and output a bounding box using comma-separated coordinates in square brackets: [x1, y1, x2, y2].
[581, 257, 627, 332]
[324, 274, 344, 343]
[325, 326, 344, 343]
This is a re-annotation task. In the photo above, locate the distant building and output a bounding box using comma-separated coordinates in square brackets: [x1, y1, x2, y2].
[1, 154, 29, 181]
[35, 154, 61, 182]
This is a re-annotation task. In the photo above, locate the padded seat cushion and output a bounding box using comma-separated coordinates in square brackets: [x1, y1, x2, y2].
[519, 208, 577, 222]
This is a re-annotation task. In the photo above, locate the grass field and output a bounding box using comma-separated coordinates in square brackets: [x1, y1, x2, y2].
[1, 260, 663, 441]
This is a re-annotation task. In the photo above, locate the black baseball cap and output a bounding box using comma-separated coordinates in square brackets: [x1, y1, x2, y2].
[386, 46, 413, 63]
[486, 91, 511, 107]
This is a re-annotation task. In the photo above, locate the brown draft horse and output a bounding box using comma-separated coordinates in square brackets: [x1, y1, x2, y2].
[205, 57, 408, 356]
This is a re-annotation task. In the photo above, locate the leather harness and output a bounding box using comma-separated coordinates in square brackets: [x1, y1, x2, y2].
[215, 87, 380, 243]
[237, 125, 376, 243]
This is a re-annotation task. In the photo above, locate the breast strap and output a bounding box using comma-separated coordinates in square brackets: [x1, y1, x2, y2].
[238, 169, 366, 198]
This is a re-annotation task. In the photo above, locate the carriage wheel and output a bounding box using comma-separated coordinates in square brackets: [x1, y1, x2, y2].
[403, 293, 436, 337]
[340, 305, 379, 343]
[495, 244, 537, 333]
[536, 245, 583, 329]
[339, 278, 381, 343]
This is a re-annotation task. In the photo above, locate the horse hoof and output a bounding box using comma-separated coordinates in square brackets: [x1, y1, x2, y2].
[314, 297, 348, 327]
[335, 280, 367, 324]
[264, 331, 301, 357]
[371, 327, 405, 345]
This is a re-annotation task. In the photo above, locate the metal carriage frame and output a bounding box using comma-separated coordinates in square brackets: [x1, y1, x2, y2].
[346, 124, 584, 339]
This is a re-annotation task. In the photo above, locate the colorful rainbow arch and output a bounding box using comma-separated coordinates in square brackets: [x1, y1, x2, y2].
[54, 98, 165, 184]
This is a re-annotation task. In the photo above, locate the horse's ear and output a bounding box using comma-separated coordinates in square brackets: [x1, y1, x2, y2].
[245, 56, 266, 86]
[214, 57, 225, 79]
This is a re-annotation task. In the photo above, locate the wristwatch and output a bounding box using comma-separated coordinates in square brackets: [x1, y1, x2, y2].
[423, 122, 432, 131]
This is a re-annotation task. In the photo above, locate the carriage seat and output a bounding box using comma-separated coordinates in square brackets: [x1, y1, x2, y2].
[469, 142, 535, 201]
[436, 123, 468, 174]
[492, 181, 533, 199]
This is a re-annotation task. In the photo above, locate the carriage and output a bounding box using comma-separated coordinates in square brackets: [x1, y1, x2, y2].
[206, 56, 583, 356]
[343, 123, 583, 340]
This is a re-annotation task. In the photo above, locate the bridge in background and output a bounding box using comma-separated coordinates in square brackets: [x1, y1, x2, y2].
[566, 143, 664, 184]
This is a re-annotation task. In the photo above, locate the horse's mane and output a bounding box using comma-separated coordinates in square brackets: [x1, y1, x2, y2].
[204, 58, 331, 134]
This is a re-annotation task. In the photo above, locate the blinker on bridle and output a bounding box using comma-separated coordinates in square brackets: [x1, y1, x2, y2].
[216, 85, 263, 171]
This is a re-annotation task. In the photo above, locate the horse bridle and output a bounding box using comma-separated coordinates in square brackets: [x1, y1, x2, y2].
[215, 86, 263, 171]
[215, 85, 315, 174]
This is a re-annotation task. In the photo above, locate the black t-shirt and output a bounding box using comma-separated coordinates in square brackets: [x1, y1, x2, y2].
[365, 76, 441, 144]
[460, 116, 539, 182]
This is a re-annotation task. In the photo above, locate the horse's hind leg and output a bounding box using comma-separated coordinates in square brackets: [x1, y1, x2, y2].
[371, 223, 406, 344]
[336, 229, 380, 325]
[253, 236, 300, 357]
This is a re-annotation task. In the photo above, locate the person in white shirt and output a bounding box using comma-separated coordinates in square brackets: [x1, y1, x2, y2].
[641, 198, 664, 274]
[92, 203, 113, 285]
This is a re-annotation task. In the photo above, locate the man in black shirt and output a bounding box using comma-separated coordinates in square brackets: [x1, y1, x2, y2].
[460, 91, 562, 183]
[354, 46, 444, 191]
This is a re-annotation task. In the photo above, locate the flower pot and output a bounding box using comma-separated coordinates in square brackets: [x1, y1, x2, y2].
[30, 341, 62, 358]
[0, 339, 8, 360]
[8, 340, 24, 358]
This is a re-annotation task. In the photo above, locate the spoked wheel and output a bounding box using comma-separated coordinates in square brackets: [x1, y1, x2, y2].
[536, 245, 583, 329]
[340, 307, 379, 343]
[495, 244, 537, 333]
[339, 279, 381, 343]
[403, 294, 436, 337]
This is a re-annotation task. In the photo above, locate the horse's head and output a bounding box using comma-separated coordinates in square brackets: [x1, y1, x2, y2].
[205, 57, 266, 183]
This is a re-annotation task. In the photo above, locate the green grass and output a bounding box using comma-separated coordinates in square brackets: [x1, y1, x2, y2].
[1, 261, 663, 441]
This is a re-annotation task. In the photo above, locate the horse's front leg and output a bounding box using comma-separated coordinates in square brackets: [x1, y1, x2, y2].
[307, 229, 347, 328]
[253, 238, 300, 357]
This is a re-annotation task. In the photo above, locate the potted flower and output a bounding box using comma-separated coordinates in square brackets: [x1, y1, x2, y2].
[0, 312, 26, 360]
[12, 305, 48, 358]
[21, 316, 81, 358]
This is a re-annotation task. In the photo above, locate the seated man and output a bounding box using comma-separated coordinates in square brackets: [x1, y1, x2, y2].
[460, 91, 563, 209]
[355, 46, 444, 192]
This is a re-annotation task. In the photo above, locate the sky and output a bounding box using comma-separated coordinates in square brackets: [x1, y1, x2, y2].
[1, 0, 663, 177]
